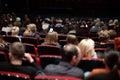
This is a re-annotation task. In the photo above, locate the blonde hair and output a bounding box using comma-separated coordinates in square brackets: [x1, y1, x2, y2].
[23, 24, 36, 37]
[78, 38, 95, 58]
[27, 23, 36, 32]
[12, 26, 19, 35]
[44, 31, 58, 45]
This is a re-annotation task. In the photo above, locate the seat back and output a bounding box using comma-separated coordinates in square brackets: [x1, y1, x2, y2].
[78, 58, 105, 72]
[0, 51, 8, 62]
[39, 55, 62, 69]
[59, 40, 67, 47]
[21, 37, 39, 46]
[0, 31, 7, 36]
[58, 34, 67, 41]
[37, 45, 61, 55]
[3, 36, 20, 43]
[23, 43, 38, 55]
[0, 71, 31, 80]
[35, 75, 82, 80]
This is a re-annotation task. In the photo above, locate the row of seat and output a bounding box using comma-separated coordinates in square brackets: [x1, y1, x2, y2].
[0, 50, 105, 71]
[0, 70, 82, 80]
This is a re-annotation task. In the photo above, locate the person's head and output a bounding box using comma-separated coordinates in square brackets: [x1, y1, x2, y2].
[61, 44, 81, 66]
[11, 26, 20, 36]
[114, 37, 120, 51]
[13, 21, 21, 27]
[104, 49, 119, 69]
[108, 29, 117, 40]
[66, 34, 78, 45]
[98, 30, 110, 43]
[78, 38, 95, 58]
[104, 49, 120, 80]
[27, 23, 37, 33]
[23, 23, 37, 37]
[9, 42, 25, 60]
[44, 31, 58, 45]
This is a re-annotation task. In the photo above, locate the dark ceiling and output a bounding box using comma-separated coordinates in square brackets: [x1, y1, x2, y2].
[1, 0, 120, 16]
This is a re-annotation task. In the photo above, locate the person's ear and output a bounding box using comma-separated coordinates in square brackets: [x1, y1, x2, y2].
[103, 59, 106, 65]
[72, 55, 77, 64]
[8, 52, 12, 59]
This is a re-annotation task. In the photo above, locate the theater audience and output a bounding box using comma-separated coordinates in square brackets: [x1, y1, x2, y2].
[0, 42, 42, 79]
[42, 44, 84, 79]
[78, 38, 97, 58]
[86, 49, 120, 80]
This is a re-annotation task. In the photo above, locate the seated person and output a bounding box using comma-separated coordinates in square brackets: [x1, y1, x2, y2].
[41, 31, 61, 47]
[66, 34, 79, 45]
[23, 23, 41, 40]
[95, 30, 110, 48]
[11, 26, 22, 41]
[0, 42, 42, 79]
[86, 49, 120, 80]
[41, 44, 84, 79]
[78, 38, 97, 58]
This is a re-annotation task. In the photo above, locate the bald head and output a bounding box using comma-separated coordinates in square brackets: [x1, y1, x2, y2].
[62, 44, 81, 63]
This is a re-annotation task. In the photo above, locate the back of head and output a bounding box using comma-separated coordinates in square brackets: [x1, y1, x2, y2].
[61, 44, 80, 63]
[45, 31, 58, 44]
[98, 30, 110, 42]
[66, 34, 78, 45]
[114, 37, 120, 51]
[27, 23, 37, 32]
[9, 42, 25, 60]
[104, 49, 120, 79]
[78, 38, 95, 57]
[11, 26, 20, 35]
[108, 29, 117, 40]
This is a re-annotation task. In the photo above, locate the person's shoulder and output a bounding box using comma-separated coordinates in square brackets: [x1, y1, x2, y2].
[92, 68, 105, 73]
[88, 68, 106, 77]
[72, 66, 84, 73]
[45, 64, 57, 69]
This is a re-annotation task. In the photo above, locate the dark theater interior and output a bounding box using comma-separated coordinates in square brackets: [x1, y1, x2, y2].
[0, 0, 120, 80]
[1, 0, 120, 17]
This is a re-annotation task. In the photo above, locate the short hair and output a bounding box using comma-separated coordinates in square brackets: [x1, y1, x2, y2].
[61, 44, 80, 62]
[9, 42, 25, 60]
[66, 34, 78, 45]
[11, 26, 20, 35]
[44, 31, 58, 45]
[108, 29, 117, 39]
[98, 30, 110, 42]
[104, 49, 120, 79]
[104, 49, 119, 69]
[27, 23, 37, 32]
[78, 38, 95, 57]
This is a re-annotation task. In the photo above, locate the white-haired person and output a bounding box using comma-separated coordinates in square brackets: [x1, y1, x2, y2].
[11, 26, 22, 41]
[23, 23, 41, 40]
[78, 38, 97, 58]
